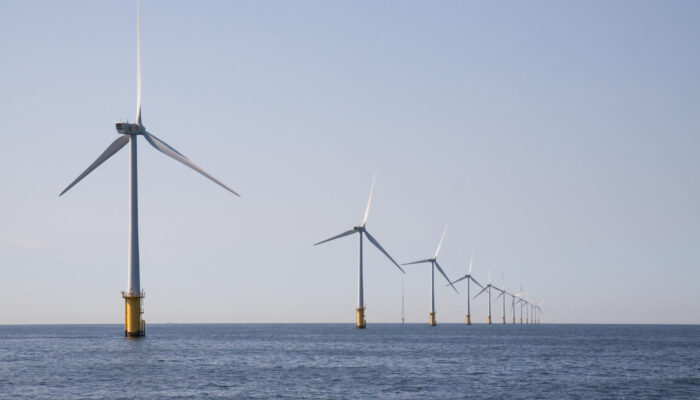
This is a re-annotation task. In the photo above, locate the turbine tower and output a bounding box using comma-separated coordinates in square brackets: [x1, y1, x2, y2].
[60, 0, 239, 337]
[450, 249, 484, 325]
[524, 294, 530, 324]
[492, 280, 506, 325]
[402, 226, 458, 326]
[517, 285, 525, 324]
[401, 280, 405, 324]
[314, 174, 405, 328]
[473, 270, 495, 324]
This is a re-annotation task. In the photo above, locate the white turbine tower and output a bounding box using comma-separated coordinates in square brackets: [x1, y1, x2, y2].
[473, 270, 496, 324]
[403, 226, 458, 327]
[314, 174, 405, 328]
[492, 276, 506, 325]
[450, 250, 484, 325]
[525, 294, 531, 324]
[516, 285, 525, 324]
[60, 0, 239, 337]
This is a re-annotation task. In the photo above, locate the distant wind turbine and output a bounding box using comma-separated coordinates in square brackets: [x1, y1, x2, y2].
[403, 226, 458, 326]
[473, 269, 496, 325]
[516, 285, 525, 324]
[450, 249, 484, 325]
[60, 0, 238, 338]
[492, 275, 507, 325]
[314, 174, 404, 328]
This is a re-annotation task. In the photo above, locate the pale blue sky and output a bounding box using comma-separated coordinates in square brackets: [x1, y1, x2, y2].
[1, 1, 698, 324]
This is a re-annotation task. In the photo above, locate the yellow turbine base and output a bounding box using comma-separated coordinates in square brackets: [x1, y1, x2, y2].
[356, 307, 366, 329]
[465, 314, 471, 325]
[501, 316, 506, 325]
[122, 293, 145, 337]
[429, 312, 436, 326]
[487, 315, 492, 325]
[512, 317, 515, 324]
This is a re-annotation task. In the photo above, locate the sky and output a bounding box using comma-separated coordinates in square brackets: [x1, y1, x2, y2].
[1, 0, 698, 325]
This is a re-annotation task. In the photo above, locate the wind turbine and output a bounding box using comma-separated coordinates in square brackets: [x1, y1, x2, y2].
[60, 0, 239, 337]
[525, 294, 531, 324]
[450, 249, 484, 325]
[314, 174, 404, 328]
[402, 226, 458, 326]
[473, 270, 495, 324]
[502, 275, 521, 324]
[492, 277, 506, 325]
[516, 285, 525, 324]
[536, 301, 544, 324]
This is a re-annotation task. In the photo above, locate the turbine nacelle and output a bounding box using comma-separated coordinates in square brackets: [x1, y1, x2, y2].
[115, 122, 143, 135]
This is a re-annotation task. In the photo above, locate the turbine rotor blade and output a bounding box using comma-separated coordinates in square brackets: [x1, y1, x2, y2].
[143, 132, 239, 196]
[362, 171, 376, 226]
[402, 258, 432, 266]
[434, 225, 447, 258]
[470, 276, 484, 290]
[468, 249, 474, 275]
[450, 275, 468, 286]
[434, 260, 457, 293]
[364, 229, 405, 273]
[493, 291, 504, 302]
[59, 135, 130, 196]
[502, 272, 510, 293]
[473, 285, 489, 299]
[313, 229, 356, 246]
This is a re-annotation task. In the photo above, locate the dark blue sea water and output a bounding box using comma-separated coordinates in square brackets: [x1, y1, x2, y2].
[0, 324, 698, 399]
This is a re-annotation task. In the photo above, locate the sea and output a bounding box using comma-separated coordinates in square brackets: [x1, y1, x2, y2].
[0, 324, 698, 399]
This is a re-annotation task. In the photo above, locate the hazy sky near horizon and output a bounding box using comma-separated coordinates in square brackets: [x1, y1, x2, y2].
[1, 0, 698, 325]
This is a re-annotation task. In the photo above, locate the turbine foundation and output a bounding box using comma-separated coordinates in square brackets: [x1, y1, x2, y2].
[356, 307, 366, 329]
[487, 315, 491, 325]
[465, 313, 471, 325]
[512, 317, 516, 324]
[501, 316, 506, 325]
[122, 291, 145, 337]
[429, 312, 436, 326]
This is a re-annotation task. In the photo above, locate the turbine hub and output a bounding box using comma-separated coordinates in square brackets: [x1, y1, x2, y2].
[115, 122, 142, 135]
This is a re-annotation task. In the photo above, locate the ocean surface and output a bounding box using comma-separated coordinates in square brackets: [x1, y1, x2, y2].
[0, 324, 698, 399]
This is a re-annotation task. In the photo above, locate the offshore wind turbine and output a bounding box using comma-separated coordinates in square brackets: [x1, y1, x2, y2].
[492, 278, 506, 325]
[502, 275, 521, 324]
[473, 270, 496, 324]
[450, 250, 484, 325]
[524, 294, 531, 324]
[314, 174, 405, 328]
[517, 285, 525, 324]
[402, 226, 458, 326]
[60, 0, 239, 337]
